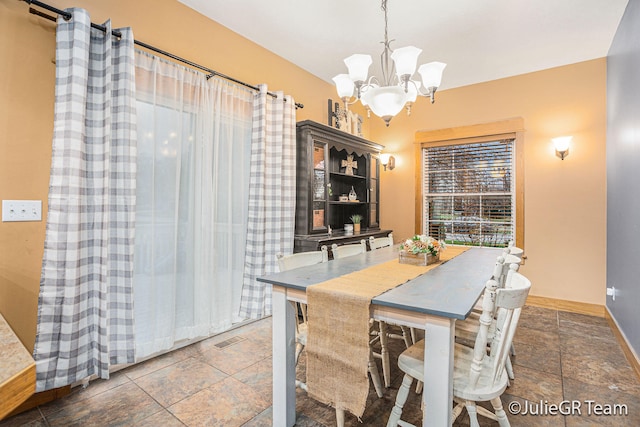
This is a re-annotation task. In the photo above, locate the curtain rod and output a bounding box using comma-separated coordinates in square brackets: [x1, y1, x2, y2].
[23, 0, 304, 109]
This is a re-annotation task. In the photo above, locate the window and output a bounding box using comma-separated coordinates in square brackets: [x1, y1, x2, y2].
[416, 119, 524, 248]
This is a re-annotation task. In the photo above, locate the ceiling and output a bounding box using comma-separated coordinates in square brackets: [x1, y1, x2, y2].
[178, 0, 628, 91]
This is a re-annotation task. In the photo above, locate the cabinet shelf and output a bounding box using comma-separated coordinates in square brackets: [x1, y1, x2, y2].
[329, 201, 366, 205]
[329, 172, 366, 179]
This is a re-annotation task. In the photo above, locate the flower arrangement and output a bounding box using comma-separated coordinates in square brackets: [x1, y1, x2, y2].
[349, 214, 362, 224]
[400, 234, 445, 257]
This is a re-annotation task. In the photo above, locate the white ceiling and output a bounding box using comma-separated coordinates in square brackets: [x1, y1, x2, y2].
[178, 0, 628, 91]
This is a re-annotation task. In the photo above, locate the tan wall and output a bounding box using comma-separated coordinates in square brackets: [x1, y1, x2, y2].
[0, 0, 338, 351]
[371, 59, 607, 306]
[1, 0, 606, 350]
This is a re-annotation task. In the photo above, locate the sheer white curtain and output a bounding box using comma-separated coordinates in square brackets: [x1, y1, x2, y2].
[133, 50, 252, 358]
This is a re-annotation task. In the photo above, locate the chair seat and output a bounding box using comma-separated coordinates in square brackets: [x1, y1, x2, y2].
[397, 339, 509, 402]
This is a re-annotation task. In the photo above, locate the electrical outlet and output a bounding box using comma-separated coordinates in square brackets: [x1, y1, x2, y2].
[2, 200, 42, 222]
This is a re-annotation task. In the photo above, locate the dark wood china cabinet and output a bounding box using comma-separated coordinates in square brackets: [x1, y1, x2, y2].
[294, 120, 392, 253]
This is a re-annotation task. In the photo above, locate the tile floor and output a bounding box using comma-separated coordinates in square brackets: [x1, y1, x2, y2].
[2, 306, 639, 426]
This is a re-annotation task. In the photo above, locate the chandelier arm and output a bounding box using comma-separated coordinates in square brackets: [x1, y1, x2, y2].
[412, 82, 437, 97]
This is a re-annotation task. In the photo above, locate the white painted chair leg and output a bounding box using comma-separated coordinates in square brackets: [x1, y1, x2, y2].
[465, 400, 481, 427]
[379, 321, 391, 387]
[491, 397, 510, 427]
[452, 400, 465, 423]
[368, 350, 384, 398]
[295, 342, 304, 365]
[386, 374, 413, 427]
[399, 326, 412, 348]
[336, 408, 345, 427]
[505, 355, 515, 380]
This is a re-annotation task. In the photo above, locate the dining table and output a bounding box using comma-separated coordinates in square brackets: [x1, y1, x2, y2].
[259, 245, 501, 426]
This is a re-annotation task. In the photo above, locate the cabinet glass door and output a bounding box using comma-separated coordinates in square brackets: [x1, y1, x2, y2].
[312, 143, 328, 232]
[369, 156, 380, 228]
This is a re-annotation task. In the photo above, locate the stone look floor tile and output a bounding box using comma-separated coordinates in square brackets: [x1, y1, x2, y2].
[133, 356, 228, 407]
[240, 407, 272, 427]
[0, 408, 47, 427]
[45, 382, 162, 426]
[195, 336, 271, 376]
[500, 394, 566, 426]
[559, 311, 610, 327]
[563, 377, 640, 426]
[3, 308, 639, 427]
[514, 324, 561, 348]
[519, 306, 559, 332]
[193, 318, 271, 354]
[232, 357, 273, 401]
[168, 376, 270, 426]
[134, 409, 186, 426]
[123, 345, 196, 380]
[39, 370, 132, 416]
[501, 365, 564, 405]
[511, 340, 562, 376]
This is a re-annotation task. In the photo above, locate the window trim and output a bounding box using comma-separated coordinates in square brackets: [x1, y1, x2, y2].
[414, 118, 525, 249]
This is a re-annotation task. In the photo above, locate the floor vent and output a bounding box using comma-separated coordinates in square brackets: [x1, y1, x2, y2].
[214, 336, 245, 349]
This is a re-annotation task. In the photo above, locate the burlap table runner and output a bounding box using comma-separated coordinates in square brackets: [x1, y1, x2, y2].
[306, 246, 469, 418]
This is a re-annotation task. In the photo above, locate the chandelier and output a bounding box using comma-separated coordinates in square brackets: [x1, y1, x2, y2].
[332, 0, 446, 126]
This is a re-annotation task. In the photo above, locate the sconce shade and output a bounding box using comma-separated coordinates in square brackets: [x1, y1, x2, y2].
[380, 153, 395, 171]
[344, 54, 372, 82]
[391, 46, 422, 77]
[552, 136, 572, 151]
[552, 136, 572, 160]
[332, 74, 355, 99]
[418, 61, 447, 89]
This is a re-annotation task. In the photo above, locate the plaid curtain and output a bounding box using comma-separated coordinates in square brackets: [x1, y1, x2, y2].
[33, 9, 137, 392]
[239, 85, 296, 318]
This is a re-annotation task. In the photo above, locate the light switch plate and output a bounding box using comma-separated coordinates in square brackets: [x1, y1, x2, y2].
[2, 200, 42, 222]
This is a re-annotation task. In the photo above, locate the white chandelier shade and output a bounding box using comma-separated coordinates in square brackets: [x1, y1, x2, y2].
[390, 46, 422, 78]
[344, 54, 372, 83]
[418, 61, 447, 89]
[361, 85, 407, 123]
[332, 74, 355, 99]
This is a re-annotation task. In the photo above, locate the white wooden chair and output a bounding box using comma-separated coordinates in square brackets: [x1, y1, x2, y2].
[369, 233, 414, 387]
[281, 244, 383, 426]
[331, 239, 368, 259]
[457, 255, 522, 380]
[368, 232, 394, 250]
[386, 272, 532, 427]
[277, 246, 328, 271]
[504, 241, 524, 260]
[276, 246, 328, 388]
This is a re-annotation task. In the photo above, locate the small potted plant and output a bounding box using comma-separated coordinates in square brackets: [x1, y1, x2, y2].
[350, 214, 363, 233]
[399, 234, 446, 266]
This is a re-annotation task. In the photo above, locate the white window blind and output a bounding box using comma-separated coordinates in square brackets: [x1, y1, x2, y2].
[422, 139, 515, 247]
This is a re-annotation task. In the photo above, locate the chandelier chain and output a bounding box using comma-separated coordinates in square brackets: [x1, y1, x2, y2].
[380, 0, 394, 86]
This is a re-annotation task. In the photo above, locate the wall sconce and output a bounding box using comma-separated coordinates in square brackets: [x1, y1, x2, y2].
[380, 153, 396, 171]
[552, 136, 572, 160]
